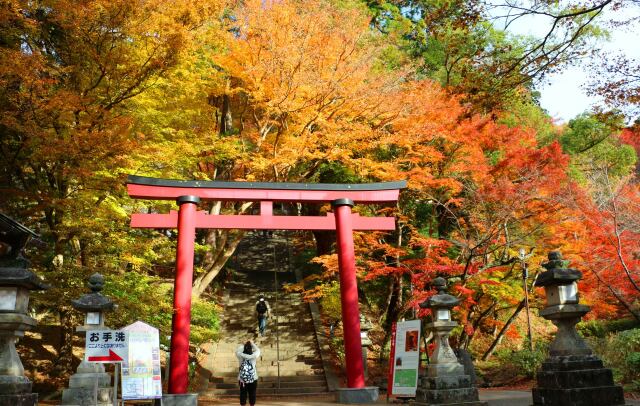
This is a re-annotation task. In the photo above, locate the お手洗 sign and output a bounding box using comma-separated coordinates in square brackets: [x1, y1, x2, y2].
[388, 320, 421, 396]
[85, 330, 128, 362]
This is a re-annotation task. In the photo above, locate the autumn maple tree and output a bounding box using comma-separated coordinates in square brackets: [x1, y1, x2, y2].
[0, 0, 218, 372]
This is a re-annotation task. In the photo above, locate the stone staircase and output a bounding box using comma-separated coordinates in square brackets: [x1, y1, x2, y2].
[200, 233, 330, 399]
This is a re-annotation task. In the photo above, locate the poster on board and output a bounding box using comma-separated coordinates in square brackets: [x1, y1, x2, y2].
[121, 321, 162, 400]
[389, 319, 421, 396]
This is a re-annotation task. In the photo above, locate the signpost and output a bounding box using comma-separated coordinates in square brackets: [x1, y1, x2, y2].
[388, 320, 421, 398]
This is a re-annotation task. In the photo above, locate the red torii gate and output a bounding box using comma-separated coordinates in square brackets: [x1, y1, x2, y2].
[126, 175, 405, 396]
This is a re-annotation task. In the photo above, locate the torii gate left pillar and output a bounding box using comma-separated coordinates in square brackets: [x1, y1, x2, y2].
[126, 175, 405, 404]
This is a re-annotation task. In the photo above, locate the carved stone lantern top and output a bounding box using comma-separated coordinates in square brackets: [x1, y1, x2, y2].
[0, 213, 38, 260]
[0, 213, 49, 291]
[419, 277, 460, 311]
[359, 314, 373, 332]
[0, 268, 50, 291]
[535, 251, 582, 287]
[71, 273, 115, 312]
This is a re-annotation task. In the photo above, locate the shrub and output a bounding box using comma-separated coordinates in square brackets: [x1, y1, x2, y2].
[589, 328, 640, 391]
[579, 318, 640, 338]
[190, 300, 221, 346]
[496, 341, 548, 379]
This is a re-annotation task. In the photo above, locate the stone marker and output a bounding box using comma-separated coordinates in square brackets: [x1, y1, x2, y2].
[532, 251, 626, 406]
[414, 277, 487, 406]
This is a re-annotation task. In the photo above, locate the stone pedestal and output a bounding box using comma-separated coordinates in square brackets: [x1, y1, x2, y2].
[61, 361, 113, 406]
[336, 386, 379, 404]
[414, 323, 487, 406]
[0, 393, 37, 406]
[414, 364, 487, 405]
[0, 372, 37, 406]
[161, 393, 198, 406]
[532, 355, 625, 405]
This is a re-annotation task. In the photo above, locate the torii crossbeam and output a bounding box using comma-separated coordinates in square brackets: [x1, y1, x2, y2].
[126, 175, 405, 398]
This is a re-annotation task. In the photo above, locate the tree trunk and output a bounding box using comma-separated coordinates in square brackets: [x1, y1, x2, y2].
[592, 267, 640, 322]
[192, 230, 245, 298]
[378, 275, 402, 361]
[312, 230, 335, 256]
[481, 299, 525, 361]
[53, 307, 77, 375]
[304, 204, 335, 255]
[220, 94, 233, 134]
[460, 301, 495, 350]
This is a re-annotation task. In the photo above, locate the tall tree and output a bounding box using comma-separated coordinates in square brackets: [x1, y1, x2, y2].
[0, 0, 216, 373]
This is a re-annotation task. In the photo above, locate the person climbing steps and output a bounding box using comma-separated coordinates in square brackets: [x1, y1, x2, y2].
[255, 294, 271, 336]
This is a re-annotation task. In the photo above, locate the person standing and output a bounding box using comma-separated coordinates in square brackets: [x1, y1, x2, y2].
[236, 340, 260, 406]
[255, 294, 271, 336]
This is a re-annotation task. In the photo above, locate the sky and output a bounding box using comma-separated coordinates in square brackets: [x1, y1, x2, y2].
[496, 6, 640, 123]
[538, 23, 640, 123]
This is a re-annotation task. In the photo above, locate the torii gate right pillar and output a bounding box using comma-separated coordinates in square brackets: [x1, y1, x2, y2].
[333, 199, 379, 403]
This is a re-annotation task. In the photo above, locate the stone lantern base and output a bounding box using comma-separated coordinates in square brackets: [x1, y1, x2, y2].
[0, 376, 37, 406]
[0, 393, 37, 406]
[532, 355, 625, 405]
[414, 368, 488, 406]
[61, 361, 113, 406]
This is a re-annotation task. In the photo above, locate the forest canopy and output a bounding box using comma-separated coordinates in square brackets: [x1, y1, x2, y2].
[1, 0, 639, 378]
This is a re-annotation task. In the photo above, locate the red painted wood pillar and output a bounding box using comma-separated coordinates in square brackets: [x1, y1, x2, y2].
[332, 198, 365, 388]
[168, 195, 200, 394]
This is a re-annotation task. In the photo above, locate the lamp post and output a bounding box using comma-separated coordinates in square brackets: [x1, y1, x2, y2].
[61, 273, 117, 406]
[518, 248, 534, 352]
[0, 214, 49, 406]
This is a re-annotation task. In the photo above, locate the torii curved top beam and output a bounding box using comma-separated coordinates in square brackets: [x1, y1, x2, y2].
[127, 175, 406, 203]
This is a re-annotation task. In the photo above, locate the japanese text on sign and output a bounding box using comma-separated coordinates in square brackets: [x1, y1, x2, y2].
[85, 330, 128, 362]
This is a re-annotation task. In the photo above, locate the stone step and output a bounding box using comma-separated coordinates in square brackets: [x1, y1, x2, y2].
[204, 385, 329, 396]
[212, 367, 323, 376]
[208, 362, 323, 372]
[211, 375, 327, 384]
[214, 369, 324, 377]
[202, 252, 328, 397]
[211, 379, 327, 390]
[212, 347, 319, 355]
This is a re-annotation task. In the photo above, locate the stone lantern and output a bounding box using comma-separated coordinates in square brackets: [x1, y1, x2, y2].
[71, 273, 116, 332]
[414, 277, 486, 406]
[532, 251, 626, 405]
[61, 273, 116, 406]
[359, 315, 373, 378]
[0, 213, 49, 406]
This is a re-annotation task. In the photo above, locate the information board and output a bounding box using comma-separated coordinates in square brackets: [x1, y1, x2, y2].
[120, 321, 162, 400]
[389, 319, 421, 396]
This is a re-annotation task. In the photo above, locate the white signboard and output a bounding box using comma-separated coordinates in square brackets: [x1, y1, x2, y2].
[85, 330, 128, 363]
[390, 319, 421, 396]
[121, 321, 162, 400]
